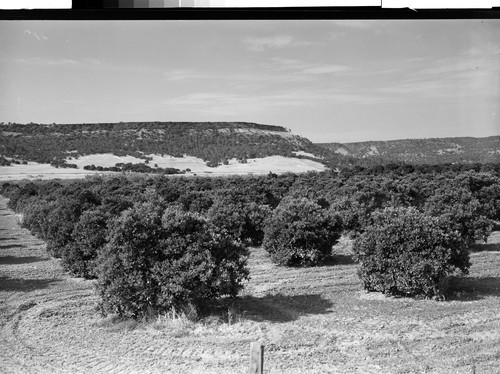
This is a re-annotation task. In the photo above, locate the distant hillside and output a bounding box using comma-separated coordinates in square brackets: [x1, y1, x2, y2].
[0, 122, 327, 167]
[317, 136, 500, 165]
[4, 122, 496, 169]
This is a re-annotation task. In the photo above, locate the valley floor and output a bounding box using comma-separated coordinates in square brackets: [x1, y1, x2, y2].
[0, 155, 327, 181]
[1, 196, 500, 373]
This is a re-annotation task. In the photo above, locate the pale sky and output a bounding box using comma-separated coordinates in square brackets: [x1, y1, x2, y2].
[0, 20, 499, 143]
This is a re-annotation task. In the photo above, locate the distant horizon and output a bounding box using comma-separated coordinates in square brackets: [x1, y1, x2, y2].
[2, 120, 498, 144]
[1, 20, 499, 143]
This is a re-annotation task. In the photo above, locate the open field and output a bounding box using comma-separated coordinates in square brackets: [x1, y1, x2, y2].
[1, 196, 500, 373]
[0, 154, 327, 181]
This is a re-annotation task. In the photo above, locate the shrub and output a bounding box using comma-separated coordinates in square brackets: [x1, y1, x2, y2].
[178, 191, 213, 214]
[43, 196, 99, 258]
[19, 199, 55, 240]
[262, 197, 342, 266]
[0, 182, 19, 199]
[423, 187, 493, 245]
[60, 209, 109, 279]
[155, 208, 249, 310]
[353, 207, 470, 298]
[42, 200, 80, 258]
[207, 193, 271, 246]
[96, 202, 166, 318]
[329, 187, 394, 238]
[243, 202, 272, 246]
[6, 181, 39, 212]
[329, 196, 367, 238]
[96, 203, 249, 319]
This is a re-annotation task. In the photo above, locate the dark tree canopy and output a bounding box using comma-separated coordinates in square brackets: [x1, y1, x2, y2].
[263, 197, 342, 266]
[353, 207, 470, 298]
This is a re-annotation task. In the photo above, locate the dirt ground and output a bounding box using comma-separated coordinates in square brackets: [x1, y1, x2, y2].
[1, 196, 500, 373]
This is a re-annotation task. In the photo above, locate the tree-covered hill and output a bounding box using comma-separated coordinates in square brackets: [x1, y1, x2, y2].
[3, 121, 496, 170]
[0, 121, 331, 167]
[317, 136, 500, 165]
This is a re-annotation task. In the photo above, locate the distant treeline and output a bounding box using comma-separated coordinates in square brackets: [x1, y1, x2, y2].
[0, 156, 28, 166]
[83, 162, 184, 174]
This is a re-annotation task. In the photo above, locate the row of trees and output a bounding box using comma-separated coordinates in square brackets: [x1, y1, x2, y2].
[2, 165, 499, 317]
[83, 163, 185, 175]
[0, 156, 28, 166]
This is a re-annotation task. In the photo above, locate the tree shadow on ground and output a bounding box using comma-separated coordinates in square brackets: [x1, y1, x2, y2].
[323, 254, 357, 266]
[280, 254, 357, 268]
[447, 276, 500, 301]
[471, 241, 500, 252]
[0, 243, 25, 250]
[0, 256, 50, 265]
[210, 293, 333, 323]
[0, 277, 61, 292]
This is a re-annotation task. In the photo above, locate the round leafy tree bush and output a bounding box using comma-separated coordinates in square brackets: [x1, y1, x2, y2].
[329, 196, 367, 238]
[178, 190, 214, 214]
[96, 203, 249, 319]
[20, 199, 56, 240]
[61, 208, 109, 279]
[353, 207, 470, 298]
[154, 208, 249, 310]
[5, 181, 39, 212]
[207, 193, 271, 246]
[423, 187, 493, 245]
[33, 190, 101, 259]
[43, 198, 84, 258]
[262, 197, 342, 266]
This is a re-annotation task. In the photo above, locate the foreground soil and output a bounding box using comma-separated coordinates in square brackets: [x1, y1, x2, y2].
[1, 196, 500, 373]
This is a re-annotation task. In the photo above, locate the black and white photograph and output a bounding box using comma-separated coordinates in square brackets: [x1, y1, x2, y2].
[1, 5, 500, 373]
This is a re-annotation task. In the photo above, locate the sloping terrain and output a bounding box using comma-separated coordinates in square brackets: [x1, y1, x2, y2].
[1, 197, 500, 373]
[0, 155, 327, 181]
[318, 136, 500, 164]
[0, 122, 323, 167]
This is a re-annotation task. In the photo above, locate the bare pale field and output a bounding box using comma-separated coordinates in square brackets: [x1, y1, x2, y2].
[1, 196, 500, 373]
[0, 154, 327, 181]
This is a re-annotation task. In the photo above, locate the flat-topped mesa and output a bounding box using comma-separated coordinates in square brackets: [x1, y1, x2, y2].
[0, 121, 289, 134]
[0, 121, 322, 166]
